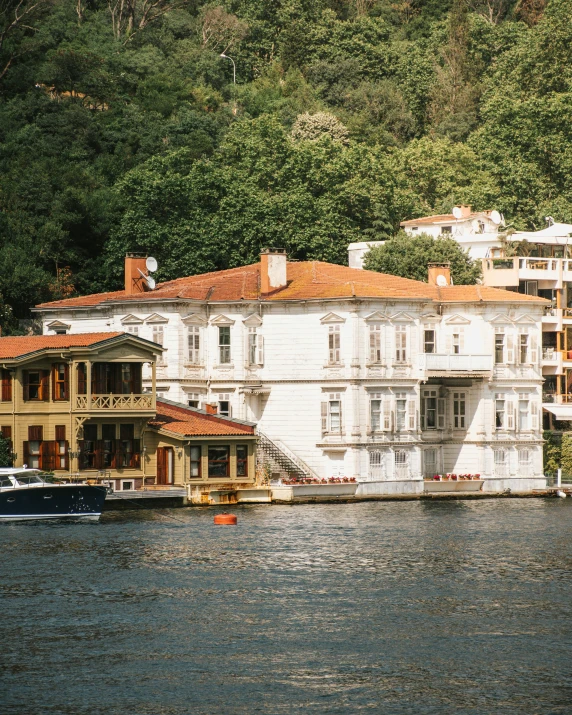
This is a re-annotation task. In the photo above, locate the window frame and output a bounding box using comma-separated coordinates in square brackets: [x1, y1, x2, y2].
[236, 445, 249, 478]
[208, 445, 230, 478]
[218, 326, 231, 364]
[187, 326, 201, 365]
[328, 325, 341, 365]
[424, 329, 436, 354]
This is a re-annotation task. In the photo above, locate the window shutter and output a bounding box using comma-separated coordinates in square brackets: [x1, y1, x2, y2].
[321, 402, 328, 433]
[338, 400, 343, 433]
[445, 334, 452, 354]
[23, 441, 29, 465]
[407, 397, 416, 430]
[459, 328, 465, 352]
[383, 398, 392, 431]
[506, 335, 515, 364]
[257, 335, 264, 366]
[531, 401, 539, 430]
[77, 363, 86, 395]
[132, 439, 141, 469]
[40, 370, 50, 401]
[64, 364, 70, 400]
[243, 332, 250, 367]
[369, 328, 376, 363]
[437, 398, 445, 429]
[29, 425, 43, 441]
[40, 441, 56, 472]
[1, 370, 12, 402]
[157, 447, 166, 484]
[133, 364, 142, 394]
[23, 371, 29, 401]
[507, 400, 515, 430]
[55, 425, 66, 441]
[51, 364, 57, 401]
[95, 440, 105, 470]
[530, 334, 538, 365]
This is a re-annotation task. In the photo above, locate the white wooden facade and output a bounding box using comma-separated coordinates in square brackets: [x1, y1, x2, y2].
[36, 260, 547, 495]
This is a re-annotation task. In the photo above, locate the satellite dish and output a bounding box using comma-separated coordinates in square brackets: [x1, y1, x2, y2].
[137, 268, 156, 291]
[452, 206, 462, 220]
[491, 210, 502, 225]
[146, 256, 158, 273]
[436, 274, 448, 287]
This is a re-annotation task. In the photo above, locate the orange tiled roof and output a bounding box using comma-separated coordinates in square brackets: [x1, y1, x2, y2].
[0, 332, 125, 359]
[149, 400, 255, 437]
[34, 261, 545, 308]
[400, 211, 492, 227]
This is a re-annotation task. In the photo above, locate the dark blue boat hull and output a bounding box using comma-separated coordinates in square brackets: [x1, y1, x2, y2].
[0, 485, 107, 521]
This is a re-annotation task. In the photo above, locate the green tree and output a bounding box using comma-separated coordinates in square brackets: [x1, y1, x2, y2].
[560, 432, 572, 478]
[0, 432, 13, 467]
[364, 231, 481, 284]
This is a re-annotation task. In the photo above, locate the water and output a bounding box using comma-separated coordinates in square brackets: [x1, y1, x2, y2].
[2, 500, 572, 714]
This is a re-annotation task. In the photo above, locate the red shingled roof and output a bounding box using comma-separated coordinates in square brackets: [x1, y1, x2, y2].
[34, 261, 545, 308]
[149, 400, 255, 437]
[0, 332, 125, 359]
[400, 211, 493, 227]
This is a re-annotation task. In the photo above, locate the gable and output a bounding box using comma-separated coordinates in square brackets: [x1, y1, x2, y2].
[320, 312, 345, 324]
[364, 311, 390, 323]
[145, 313, 169, 324]
[242, 313, 263, 327]
[390, 312, 415, 323]
[490, 313, 512, 324]
[120, 314, 144, 325]
[513, 314, 537, 325]
[210, 314, 235, 326]
[182, 313, 207, 326]
[46, 320, 70, 330]
[444, 314, 471, 325]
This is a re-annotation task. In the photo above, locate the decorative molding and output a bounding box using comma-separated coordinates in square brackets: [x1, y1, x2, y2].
[182, 313, 208, 326]
[444, 314, 471, 325]
[47, 320, 71, 330]
[364, 311, 390, 323]
[514, 314, 537, 325]
[320, 312, 346, 324]
[489, 313, 512, 324]
[210, 314, 235, 326]
[242, 313, 263, 327]
[145, 313, 169, 324]
[120, 314, 144, 325]
[390, 311, 415, 322]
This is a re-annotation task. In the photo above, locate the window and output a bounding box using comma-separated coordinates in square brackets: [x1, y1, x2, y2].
[247, 328, 264, 366]
[369, 325, 382, 363]
[126, 326, 139, 336]
[328, 325, 341, 364]
[494, 449, 508, 476]
[370, 393, 382, 431]
[25, 426, 43, 469]
[394, 450, 409, 477]
[23, 370, 49, 401]
[219, 326, 231, 364]
[1, 426, 12, 450]
[52, 363, 69, 400]
[453, 392, 466, 429]
[495, 394, 505, 429]
[55, 425, 67, 469]
[395, 393, 407, 431]
[187, 326, 201, 364]
[54, 328, 67, 335]
[441, 226, 452, 234]
[452, 333, 461, 355]
[236, 445, 248, 477]
[117, 424, 140, 469]
[424, 448, 438, 477]
[369, 450, 384, 480]
[395, 326, 407, 363]
[322, 393, 343, 433]
[519, 395, 530, 431]
[208, 446, 230, 478]
[121, 481, 134, 491]
[519, 448, 532, 476]
[495, 331, 505, 364]
[519, 334, 529, 364]
[101, 424, 116, 468]
[187, 393, 201, 409]
[424, 329, 435, 354]
[421, 389, 444, 430]
[1, 369, 12, 402]
[217, 394, 231, 417]
[190, 446, 201, 479]
[152, 325, 164, 346]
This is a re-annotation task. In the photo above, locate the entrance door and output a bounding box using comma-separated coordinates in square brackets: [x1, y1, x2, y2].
[424, 448, 438, 478]
[157, 447, 174, 485]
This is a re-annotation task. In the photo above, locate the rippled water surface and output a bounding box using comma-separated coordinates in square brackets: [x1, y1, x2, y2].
[2, 500, 572, 714]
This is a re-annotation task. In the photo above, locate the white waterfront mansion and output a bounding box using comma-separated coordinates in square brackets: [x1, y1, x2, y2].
[35, 251, 547, 494]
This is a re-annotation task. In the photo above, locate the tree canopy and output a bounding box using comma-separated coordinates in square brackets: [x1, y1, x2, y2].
[0, 0, 568, 326]
[364, 232, 481, 285]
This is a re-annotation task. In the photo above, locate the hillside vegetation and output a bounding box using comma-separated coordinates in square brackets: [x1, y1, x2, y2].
[0, 0, 569, 323]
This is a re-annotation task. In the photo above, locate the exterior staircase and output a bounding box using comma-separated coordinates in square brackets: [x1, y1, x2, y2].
[257, 431, 319, 482]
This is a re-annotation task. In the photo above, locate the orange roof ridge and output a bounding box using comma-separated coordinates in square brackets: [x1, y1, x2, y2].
[0, 332, 126, 359]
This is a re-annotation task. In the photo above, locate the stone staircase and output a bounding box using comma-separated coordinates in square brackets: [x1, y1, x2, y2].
[257, 431, 319, 482]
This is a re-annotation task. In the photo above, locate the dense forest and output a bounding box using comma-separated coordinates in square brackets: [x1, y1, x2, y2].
[0, 0, 569, 325]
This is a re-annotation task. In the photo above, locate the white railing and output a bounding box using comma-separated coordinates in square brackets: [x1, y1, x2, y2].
[74, 394, 154, 410]
[419, 354, 492, 372]
[394, 464, 410, 479]
[518, 258, 558, 272]
[542, 347, 556, 360]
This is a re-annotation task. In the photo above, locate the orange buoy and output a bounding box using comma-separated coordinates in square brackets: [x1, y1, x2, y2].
[214, 512, 237, 525]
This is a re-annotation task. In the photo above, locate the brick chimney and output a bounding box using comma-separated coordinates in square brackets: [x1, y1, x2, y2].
[460, 205, 472, 218]
[205, 403, 218, 415]
[428, 262, 452, 286]
[125, 253, 148, 295]
[260, 249, 287, 294]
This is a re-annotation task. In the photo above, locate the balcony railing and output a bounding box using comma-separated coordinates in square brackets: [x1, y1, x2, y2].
[543, 394, 572, 404]
[419, 354, 492, 372]
[542, 347, 557, 360]
[75, 394, 154, 410]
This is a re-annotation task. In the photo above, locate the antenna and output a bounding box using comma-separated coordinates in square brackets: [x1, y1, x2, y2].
[146, 256, 158, 273]
[452, 206, 462, 220]
[490, 210, 502, 225]
[545, 216, 555, 226]
[137, 268, 156, 291]
[436, 274, 448, 287]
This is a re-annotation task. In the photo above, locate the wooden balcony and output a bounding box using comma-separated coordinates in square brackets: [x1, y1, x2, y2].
[74, 393, 154, 412]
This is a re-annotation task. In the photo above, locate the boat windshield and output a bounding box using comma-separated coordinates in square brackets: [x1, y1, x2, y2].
[0, 476, 14, 487]
[14, 473, 45, 486]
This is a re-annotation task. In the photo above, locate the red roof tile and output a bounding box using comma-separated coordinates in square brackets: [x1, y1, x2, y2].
[400, 211, 492, 226]
[34, 261, 546, 308]
[0, 332, 125, 359]
[149, 400, 255, 437]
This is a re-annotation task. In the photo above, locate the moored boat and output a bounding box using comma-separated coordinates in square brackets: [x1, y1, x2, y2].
[0, 469, 107, 522]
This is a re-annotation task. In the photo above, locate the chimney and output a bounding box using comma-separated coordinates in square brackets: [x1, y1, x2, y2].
[205, 403, 218, 415]
[260, 249, 287, 294]
[428, 262, 452, 286]
[124, 253, 148, 295]
[460, 205, 472, 218]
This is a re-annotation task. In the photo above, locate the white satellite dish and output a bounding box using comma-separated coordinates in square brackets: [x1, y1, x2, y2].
[452, 206, 462, 220]
[491, 210, 502, 225]
[436, 274, 448, 287]
[137, 268, 156, 291]
[146, 256, 158, 273]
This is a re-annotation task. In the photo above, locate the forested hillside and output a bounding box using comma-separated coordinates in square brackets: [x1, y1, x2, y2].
[0, 0, 569, 324]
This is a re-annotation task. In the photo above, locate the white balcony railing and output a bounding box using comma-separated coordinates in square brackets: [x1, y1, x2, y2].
[419, 354, 493, 372]
[75, 394, 154, 410]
